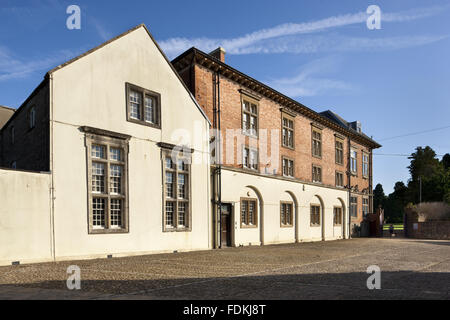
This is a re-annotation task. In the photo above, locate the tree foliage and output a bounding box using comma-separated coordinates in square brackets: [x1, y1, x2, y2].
[375, 147, 450, 222]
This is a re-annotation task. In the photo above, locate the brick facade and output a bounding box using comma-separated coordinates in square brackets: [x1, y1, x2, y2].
[173, 48, 379, 226]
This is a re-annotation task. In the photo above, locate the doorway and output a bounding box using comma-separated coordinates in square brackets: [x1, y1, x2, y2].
[220, 203, 232, 247]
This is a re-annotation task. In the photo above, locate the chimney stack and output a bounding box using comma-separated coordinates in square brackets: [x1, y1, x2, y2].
[209, 47, 226, 63]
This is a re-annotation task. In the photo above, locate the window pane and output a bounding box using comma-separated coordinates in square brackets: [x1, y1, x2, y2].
[144, 95, 155, 123]
[92, 145, 105, 159]
[110, 165, 123, 194]
[249, 201, 256, 225]
[243, 148, 249, 168]
[166, 202, 175, 227]
[165, 157, 173, 169]
[178, 174, 186, 199]
[178, 202, 186, 227]
[166, 172, 174, 198]
[93, 198, 106, 228]
[110, 147, 122, 161]
[129, 90, 141, 119]
[241, 201, 248, 225]
[250, 115, 257, 131]
[110, 199, 122, 228]
[177, 159, 186, 171]
[92, 162, 105, 193]
[243, 113, 249, 131]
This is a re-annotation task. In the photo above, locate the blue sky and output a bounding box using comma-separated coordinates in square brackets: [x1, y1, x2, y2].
[1, 0, 449, 193]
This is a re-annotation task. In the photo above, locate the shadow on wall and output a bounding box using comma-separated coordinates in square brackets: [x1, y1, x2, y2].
[1, 271, 449, 300]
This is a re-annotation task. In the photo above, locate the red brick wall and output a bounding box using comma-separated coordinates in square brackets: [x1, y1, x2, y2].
[179, 61, 373, 215]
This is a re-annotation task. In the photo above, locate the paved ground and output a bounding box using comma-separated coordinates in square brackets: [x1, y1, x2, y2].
[0, 238, 449, 300]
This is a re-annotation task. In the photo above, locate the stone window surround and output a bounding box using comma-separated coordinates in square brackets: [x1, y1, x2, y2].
[280, 201, 294, 228]
[335, 136, 344, 165]
[333, 206, 343, 226]
[241, 93, 259, 138]
[282, 156, 294, 178]
[310, 204, 321, 227]
[281, 111, 295, 150]
[362, 151, 369, 179]
[125, 82, 161, 129]
[240, 197, 258, 228]
[311, 124, 323, 159]
[312, 164, 322, 184]
[160, 143, 193, 233]
[335, 171, 345, 188]
[82, 126, 131, 235]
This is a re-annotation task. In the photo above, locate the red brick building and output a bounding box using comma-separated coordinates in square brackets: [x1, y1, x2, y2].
[173, 47, 381, 247]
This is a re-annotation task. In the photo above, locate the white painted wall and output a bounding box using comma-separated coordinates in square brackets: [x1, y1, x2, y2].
[0, 170, 52, 266]
[220, 168, 349, 247]
[49, 26, 211, 260]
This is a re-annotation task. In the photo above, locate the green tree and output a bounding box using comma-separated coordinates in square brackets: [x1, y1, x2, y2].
[373, 183, 386, 211]
[442, 153, 450, 171]
[407, 146, 444, 203]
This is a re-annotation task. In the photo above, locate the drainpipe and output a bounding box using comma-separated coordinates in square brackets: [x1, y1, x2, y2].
[212, 70, 223, 249]
[49, 73, 56, 261]
[217, 70, 223, 248]
[348, 137, 352, 239]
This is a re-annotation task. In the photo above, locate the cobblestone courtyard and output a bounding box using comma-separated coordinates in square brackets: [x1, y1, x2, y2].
[0, 238, 449, 300]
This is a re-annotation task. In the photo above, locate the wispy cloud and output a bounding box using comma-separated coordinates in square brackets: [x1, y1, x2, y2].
[159, 5, 449, 58]
[0, 47, 79, 82]
[266, 56, 353, 97]
[234, 34, 448, 55]
[90, 17, 112, 42]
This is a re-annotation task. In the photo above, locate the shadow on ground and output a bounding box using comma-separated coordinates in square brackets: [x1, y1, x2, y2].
[1, 271, 449, 300]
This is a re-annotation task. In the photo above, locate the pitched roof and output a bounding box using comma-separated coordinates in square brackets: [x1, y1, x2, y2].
[172, 48, 381, 149]
[50, 24, 210, 125]
[0, 105, 15, 129]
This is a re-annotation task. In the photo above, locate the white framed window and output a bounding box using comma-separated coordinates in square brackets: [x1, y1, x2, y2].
[162, 148, 191, 231]
[282, 158, 294, 177]
[281, 202, 293, 227]
[310, 205, 321, 226]
[126, 83, 161, 128]
[362, 153, 369, 177]
[129, 90, 141, 120]
[84, 128, 129, 234]
[241, 198, 257, 227]
[350, 149, 358, 174]
[282, 117, 294, 149]
[243, 146, 258, 170]
[242, 99, 258, 136]
[312, 129, 322, 158]
[312, 165, 322, 183]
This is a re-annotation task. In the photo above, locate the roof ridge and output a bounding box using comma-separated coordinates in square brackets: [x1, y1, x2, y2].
[47, 23, 146, 75]
[0, 105, 15, 112]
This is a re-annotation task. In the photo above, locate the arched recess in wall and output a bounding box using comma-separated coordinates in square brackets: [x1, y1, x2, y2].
[313, 195, 326, 241]
[246, 185, 264, 245]
[285, 191, 299, 242]
[337, 197, 347, 239]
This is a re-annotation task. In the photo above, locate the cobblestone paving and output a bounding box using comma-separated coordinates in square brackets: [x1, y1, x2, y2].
[0, 238, 449, 300]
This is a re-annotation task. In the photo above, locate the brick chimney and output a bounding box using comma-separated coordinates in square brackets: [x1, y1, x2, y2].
[209, 47, 226, 63]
